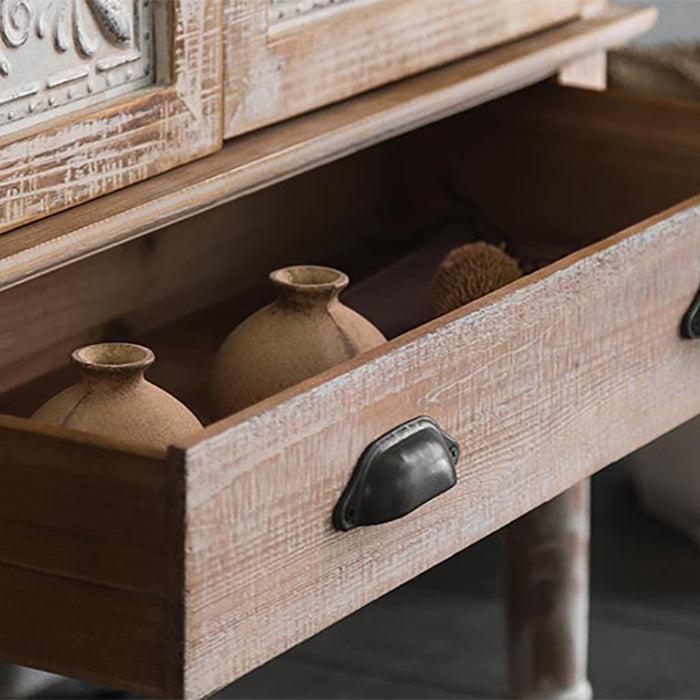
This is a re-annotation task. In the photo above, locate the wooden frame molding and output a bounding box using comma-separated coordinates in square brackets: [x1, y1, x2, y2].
[0, 0, 223, 235]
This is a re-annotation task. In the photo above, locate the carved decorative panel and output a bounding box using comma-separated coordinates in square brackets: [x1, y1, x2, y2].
[268, 0, 358, 25]
[0, 0, 154, 135]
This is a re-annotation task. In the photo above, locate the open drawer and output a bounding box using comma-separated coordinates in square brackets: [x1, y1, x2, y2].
[2, 83, 700, 699]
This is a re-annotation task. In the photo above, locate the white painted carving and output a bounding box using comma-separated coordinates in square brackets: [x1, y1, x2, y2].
[269, 0, 358, 25]
[87, 0, 131, 44]
[1, 1, 34, 47]
[0, 0, 154, 134]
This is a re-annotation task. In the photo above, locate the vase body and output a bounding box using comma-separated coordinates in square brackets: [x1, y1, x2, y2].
[210, 265, 386, 418]
[33, 343, 202, 451]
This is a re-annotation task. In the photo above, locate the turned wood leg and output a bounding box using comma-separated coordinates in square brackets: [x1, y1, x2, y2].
[507, 481, 591, 700]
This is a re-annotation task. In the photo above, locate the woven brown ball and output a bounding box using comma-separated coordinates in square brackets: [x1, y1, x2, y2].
[431, 242, 521, 317]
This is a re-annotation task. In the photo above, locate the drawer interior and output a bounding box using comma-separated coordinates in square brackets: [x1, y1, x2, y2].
[1, 83, 700, 422]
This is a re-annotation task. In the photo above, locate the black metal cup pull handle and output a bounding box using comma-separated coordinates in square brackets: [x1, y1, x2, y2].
[681, 284, 700, 339]
[333, 416, 459, 531]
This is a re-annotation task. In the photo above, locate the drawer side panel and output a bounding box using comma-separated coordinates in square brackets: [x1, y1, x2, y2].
[0, 416, 177, 696]
[0, 417, 169, 595]
[0, 563, 167, 695]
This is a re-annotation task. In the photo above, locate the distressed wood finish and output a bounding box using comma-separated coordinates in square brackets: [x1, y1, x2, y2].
[0, 564, 166, 695]
[507, 483, 592, 699]
[178, 197, 700, 697]
[223, 1, 649, 138]
[0, 415, 179, 696]
[0, 4, 655, 292]
[0, 0, 223, 234]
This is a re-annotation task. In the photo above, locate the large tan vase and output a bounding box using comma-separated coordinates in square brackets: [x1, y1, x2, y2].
[210, 265, 386, 418]
[32, 343, 202, 450]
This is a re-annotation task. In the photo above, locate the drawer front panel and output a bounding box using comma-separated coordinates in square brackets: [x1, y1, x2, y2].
[181, 198, 700, 697]
[224, 0, 591, 138]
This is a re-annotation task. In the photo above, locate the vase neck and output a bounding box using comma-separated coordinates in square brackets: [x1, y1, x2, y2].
[270, 265, 349, 309]
[72, 343, 154, 390]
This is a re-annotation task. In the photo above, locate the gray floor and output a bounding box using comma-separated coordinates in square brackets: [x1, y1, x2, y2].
[36, 458, 700, 700]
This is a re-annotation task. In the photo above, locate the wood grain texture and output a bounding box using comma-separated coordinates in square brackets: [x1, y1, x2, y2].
[0, 415, 180, 696]
[0, 415, 168, 594]
[0, 0, 223, 234]
[0, 4, 655, 293]
[0, 563, 168, 696]
[223, 0, 586, 138]
[178, 196, 700, 698]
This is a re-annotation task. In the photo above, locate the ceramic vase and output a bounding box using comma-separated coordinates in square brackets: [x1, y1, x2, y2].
[32, 343, 203, 451]
[209, 265, 386, 418]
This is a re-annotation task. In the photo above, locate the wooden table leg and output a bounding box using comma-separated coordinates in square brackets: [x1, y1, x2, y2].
[506, 481, 592, 700]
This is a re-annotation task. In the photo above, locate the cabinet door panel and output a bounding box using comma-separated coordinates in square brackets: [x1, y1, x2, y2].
[0, 0, 223, 235]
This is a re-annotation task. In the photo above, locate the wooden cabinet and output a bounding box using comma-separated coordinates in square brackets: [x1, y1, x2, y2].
[0, 79, 698, 698]
[0, 0, 223, 234]
[223, 0, 597, 138]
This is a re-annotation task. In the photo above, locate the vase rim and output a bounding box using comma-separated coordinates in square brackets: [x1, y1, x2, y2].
[72, 343, 155, 374]
[269, 265, 349, 294]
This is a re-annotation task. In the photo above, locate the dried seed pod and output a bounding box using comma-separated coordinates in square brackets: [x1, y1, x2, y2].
[431, 242, 521, 316]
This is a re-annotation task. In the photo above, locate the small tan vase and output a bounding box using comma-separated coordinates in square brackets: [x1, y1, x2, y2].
[210, 265, 386, 418]
[32, 343, 203, 450]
